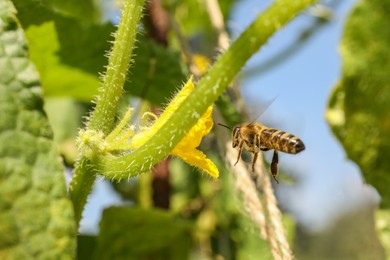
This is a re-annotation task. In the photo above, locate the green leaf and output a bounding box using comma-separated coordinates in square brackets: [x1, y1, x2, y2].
[168, 0, 237, 54]
[40, 0, 100, 23]
[12, 0, 114, 101]
[12, 0, 100, 23]
[95, 207, 192, 259]
[13, 0, 185, 106]
[26, 21, 113, 100]
[0, 0, 76, 258]
[326, 0, 390, 207]
[44, 98, 88, 165]
[77, 235, 97, 260]
[127, 36, 186, 105]
[376, 210, 390, 255]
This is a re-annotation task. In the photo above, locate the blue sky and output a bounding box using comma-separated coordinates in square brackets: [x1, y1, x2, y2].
[79, 0, 380, 234]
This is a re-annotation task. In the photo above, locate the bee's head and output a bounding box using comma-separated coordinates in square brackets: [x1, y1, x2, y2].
[217, 123, 241, 147]
[232, 126, 240, 135]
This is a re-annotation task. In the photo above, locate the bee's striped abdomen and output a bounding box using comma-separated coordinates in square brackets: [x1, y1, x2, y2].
[261, 128, 305, 154]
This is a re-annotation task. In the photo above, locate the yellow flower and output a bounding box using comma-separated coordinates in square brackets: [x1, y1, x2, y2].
[192, 54, 211, 75]
[171, 105, 218, 178]
[131, 76, 219, 178]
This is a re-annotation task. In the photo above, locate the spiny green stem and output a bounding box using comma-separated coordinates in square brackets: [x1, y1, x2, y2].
[69, 158, 95, 225]
[89, 1, 144, 134]
[69, 0, 145, 225]
[98, 0, 318, 178]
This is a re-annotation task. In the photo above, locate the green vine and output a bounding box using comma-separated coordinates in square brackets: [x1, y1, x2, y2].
[69, 0, 145, 225]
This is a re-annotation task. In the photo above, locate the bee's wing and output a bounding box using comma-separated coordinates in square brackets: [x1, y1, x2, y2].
[248, 96, 278, 123]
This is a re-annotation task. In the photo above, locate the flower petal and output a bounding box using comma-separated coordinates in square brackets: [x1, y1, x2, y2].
[130, 76, 195, 148]
[172, 148, 219, 178]
[176, 106, 213, 150]
[172, 105, 218, 177]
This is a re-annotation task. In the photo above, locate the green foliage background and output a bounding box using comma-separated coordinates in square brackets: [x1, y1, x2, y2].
[326, 0, 390, 207]
[0, 1, 75, 258]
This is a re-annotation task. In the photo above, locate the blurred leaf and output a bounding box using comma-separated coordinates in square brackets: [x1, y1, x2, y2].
[44, 98, 88, 165]
[40, 0, 100, 23]
[170, 157, 201, 214]
[215, 93, 243, 127]
[376, 210, 390, 255]
[376, 209, 390, 256]
[111, 174, 153, 208]
[126, 36, 186, 105]
[0, 1, 76, 258]
[12, 0, 100, 23]
[12, 0, 114, 101]
[77, 235, 97, 260]
[13, 0, 185, 106]
[326, 0, 390, 206]
[167, 0, 237, 53]
[95, 207, 192, 259]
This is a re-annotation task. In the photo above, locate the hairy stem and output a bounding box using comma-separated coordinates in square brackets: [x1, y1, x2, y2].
[98, 0, 318, 179]
[69, 0, 145, 225]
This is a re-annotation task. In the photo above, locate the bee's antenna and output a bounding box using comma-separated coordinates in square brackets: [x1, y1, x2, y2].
[217, 123, 232, 130]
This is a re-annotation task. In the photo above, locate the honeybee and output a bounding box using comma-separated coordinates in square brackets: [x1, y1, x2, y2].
[219, 122, 305, 183]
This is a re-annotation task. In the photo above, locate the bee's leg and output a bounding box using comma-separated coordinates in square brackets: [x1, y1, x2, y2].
[260, 147, 270, 151]
[232, 128, 241, 148]
[271, 150, 279, 184]
[252, 152, 258, 171]
[234, 140, 244, 166]
[250, 134, 262, 171]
